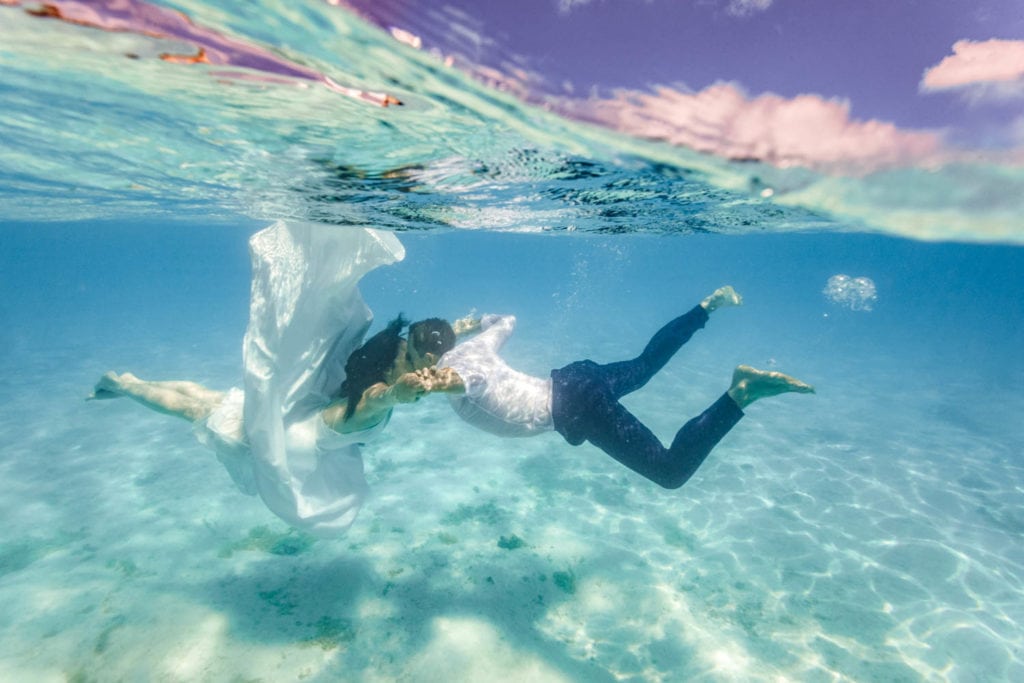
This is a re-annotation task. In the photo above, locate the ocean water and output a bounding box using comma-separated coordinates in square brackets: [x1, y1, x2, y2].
[1, 2, 1023, 682]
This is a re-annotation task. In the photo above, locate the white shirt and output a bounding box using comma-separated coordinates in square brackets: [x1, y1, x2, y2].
[439, 314, 553, 438]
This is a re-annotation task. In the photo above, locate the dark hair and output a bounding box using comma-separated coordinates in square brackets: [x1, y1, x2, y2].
[408, 318, 456, 359]
[340, 315, 408, 421]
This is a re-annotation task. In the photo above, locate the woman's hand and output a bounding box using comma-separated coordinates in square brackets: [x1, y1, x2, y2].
[391, 367, 465, 402]
[389, 371, 430, 403]
[421, 367, 465, 393]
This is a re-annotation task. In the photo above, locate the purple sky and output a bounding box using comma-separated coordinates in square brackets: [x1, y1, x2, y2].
[351, 0, 1024, 145]
[12, 0, 1017, 170]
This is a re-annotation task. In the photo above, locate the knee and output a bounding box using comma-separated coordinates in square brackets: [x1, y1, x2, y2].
[652, 471, 689, 490]
[651, 463, 702, 490]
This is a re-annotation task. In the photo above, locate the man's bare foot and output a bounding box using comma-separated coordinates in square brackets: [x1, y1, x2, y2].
[87, 371, 126, 400]
[701, 285, 743, 313]
[727, 364, 815, 409]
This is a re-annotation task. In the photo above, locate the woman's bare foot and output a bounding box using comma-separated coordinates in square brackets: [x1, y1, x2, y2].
[727, 364, 815, 409]
[87, 371, 127, 400]
[701, 285, 743, 313]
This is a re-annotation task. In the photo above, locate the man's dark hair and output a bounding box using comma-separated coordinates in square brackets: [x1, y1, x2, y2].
[340, 315, 408, 421]
[408, 318, 456, 359]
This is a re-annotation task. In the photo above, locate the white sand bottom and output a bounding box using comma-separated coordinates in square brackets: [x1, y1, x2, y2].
[1, 339, 1022, 683]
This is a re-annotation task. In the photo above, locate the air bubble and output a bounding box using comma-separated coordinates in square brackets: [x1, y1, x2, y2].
[823, 274, 877, 311]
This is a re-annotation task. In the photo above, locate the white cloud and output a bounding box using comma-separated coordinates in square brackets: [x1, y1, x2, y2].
[957, 81, 1024, 105]
[557, 0, 597, 14]
[554, 82, 944, 174]
[921, 39, 1024, 101]
[727, 0, 773, 17]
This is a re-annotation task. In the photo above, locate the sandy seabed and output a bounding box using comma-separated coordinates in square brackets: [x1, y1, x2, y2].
[1, 325, 1022, 683]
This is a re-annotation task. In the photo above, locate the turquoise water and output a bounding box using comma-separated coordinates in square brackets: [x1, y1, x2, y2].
[2, 2, 1023, 681]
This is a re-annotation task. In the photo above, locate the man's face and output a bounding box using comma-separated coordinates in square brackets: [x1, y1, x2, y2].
[385, 339, 434, 384]
[405, 341, 436, 371]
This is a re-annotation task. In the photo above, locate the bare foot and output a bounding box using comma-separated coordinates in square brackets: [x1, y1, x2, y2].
[452, 314, 481, 336]
[727, 364, 815, 409]
[87, 371, 125, 400]
[701, 285, 743, 313]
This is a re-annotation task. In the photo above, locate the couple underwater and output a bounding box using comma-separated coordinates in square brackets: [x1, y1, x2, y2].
[90, 221, 812, 535]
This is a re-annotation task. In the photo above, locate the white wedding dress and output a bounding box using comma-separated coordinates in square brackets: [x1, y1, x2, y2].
[193, 220, 405, 536]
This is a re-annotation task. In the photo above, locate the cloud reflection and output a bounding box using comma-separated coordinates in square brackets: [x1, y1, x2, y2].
[551, 82, 943, 175]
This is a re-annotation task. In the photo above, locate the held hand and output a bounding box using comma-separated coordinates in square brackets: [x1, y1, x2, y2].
[412, 367, 466, 394]
[426, 366, 466, 394]
[391, 368, 466, 403]
[390, 372, 430, 403]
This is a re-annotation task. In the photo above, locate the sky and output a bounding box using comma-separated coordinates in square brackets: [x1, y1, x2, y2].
[441, 0, 1021, 123]
[6, 0, 1022, 174]
[344, 0, 1024, 162]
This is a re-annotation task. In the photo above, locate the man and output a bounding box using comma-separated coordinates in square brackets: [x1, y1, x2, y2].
[438, 286, 814, 489]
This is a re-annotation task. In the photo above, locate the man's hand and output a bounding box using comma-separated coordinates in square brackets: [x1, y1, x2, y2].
[391, 367, 465, 403]
[422, 367, 465, 393]
[389, 371, 430, 403]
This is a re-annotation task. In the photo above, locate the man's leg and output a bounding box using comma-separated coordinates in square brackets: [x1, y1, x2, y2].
[599, 286, 742, 399]
[89, 372, 223, 422]
[581, 365, 814, 489]
[584, 393, 743, 489]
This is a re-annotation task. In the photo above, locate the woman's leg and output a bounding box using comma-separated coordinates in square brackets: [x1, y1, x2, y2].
[145, 379, 225, 405]
[89, 372, 224, 422]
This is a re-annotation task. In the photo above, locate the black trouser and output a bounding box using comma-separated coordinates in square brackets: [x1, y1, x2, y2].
[550, 305, 743, 489]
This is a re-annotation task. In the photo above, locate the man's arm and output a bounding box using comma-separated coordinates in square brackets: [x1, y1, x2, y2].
[322, 368, 465, 434]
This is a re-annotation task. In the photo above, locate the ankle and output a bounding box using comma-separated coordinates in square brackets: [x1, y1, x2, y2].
[727, 382, 750, 409]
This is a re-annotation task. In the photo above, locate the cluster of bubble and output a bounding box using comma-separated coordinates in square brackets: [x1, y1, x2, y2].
[823, 274, 877, 311]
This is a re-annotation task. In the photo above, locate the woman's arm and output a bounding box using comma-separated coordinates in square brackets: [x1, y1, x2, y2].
[322, 367, 465, 434]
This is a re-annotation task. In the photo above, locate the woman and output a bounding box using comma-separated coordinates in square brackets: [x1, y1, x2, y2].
[91, 315, 462, 439]
[89, 221, 461, 536]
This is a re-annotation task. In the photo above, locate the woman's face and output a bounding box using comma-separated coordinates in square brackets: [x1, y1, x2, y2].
[405, 340, 436, 371]
[384, 339, 435, 384]
[384, 340, 411, 384]
[385, 337, 440, 385]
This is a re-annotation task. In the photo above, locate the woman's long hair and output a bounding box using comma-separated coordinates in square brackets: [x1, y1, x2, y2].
[339, 315, 408, 421]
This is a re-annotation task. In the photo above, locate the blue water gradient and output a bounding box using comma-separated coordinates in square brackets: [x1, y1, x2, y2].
[1, 221, 1022, 679]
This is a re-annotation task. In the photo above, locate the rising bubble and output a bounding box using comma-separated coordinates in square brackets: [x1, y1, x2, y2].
[823, 274, 877, 311]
